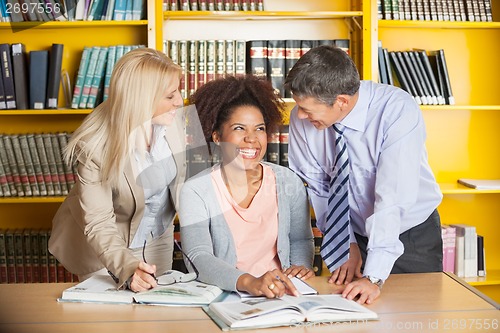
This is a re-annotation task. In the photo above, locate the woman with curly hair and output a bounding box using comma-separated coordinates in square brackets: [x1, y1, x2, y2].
[178, 75, 314, 298]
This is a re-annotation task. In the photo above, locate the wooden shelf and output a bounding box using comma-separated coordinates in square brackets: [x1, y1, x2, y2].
[164, 11, 363, 20]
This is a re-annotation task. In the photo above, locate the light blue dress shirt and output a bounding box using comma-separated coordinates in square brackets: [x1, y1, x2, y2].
[289, 80, 442, 281]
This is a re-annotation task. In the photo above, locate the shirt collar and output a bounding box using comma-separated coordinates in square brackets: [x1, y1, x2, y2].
[337, 81, 369, 133]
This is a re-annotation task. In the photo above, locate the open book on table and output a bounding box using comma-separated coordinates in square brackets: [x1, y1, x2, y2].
[58, 271, 224, 306]
[205, 294, 378, 330]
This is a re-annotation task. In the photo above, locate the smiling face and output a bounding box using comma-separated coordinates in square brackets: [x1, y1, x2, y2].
[212, 105, 267, 171]
[293, 95, 342, 130]
[152, 77, 183, 126]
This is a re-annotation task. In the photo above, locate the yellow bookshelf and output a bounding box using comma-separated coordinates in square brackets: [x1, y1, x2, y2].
[378, 4, 500, 301]
[0, 4, 153, 230]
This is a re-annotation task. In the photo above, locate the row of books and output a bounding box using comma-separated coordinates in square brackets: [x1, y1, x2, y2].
[0, 43, 63, 110]
[378, 0, 493, 22]
[71, 44, 144, 109]
[164, 0, 264, 11]
[441, 224, 485, 278]
[164, 39, 350, 100]
[0, 0, 145, 22]
[0, 133, 75, 198]
[0, 228, 79, 284]
[378, 43, 455, 105]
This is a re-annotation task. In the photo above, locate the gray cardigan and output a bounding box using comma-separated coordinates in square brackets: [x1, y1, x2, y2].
[178, 162, 314, 292]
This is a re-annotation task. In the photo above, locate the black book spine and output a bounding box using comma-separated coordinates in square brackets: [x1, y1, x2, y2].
[246, 40, 268, 79]
[389, 51, 419, 104]
[0, 65, 6, 109]
[279, 125, 289, 167]
[46, 44, 64, 109]
[284, 40, 301, 98]
[29, 51, 49, 110]
[267, 40, 286, 98]
[11, 43, 29, 110]
[0, 44, 16, 109]
[416, 50, 445, 105]
[401, 51, 428, 104]
[477, 235, 485, 277]
[382, 47, 394, 86]
[311, 219, 323, 276]
[407, 51, 433, 104]
[377, 41, 389, 84]
[437, 49, 454, 105]
[266, 131, 280, 164]
[396, 51, 422, 105]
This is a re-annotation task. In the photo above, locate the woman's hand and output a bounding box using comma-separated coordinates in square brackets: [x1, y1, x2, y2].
[236, 269, 300, 298]
[128, 262, 158, 292]
[282, 265, 315, 280]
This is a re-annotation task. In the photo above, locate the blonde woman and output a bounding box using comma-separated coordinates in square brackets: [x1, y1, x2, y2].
[49, 48, 188, 292]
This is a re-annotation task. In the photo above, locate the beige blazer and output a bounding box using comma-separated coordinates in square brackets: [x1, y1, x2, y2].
[49, 112, 187, 288]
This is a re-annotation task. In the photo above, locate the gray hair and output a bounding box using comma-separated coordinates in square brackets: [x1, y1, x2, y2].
[284, 45, 360, 105]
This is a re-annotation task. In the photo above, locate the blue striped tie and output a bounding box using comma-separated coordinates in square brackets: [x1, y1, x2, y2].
[321, 124, 351, 272]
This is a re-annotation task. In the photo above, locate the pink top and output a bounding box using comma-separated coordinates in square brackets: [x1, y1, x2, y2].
[211, 163, 281, 277]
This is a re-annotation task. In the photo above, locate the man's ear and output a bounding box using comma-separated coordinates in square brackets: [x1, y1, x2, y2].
[337, 95, 350, 108]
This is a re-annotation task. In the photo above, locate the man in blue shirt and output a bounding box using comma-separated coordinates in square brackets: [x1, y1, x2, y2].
[284, 45, 443, 304]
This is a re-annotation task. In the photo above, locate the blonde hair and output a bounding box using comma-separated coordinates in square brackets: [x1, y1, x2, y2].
[65, 47, 182, 187]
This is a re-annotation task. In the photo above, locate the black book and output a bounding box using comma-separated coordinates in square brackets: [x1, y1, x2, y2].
[388, 51, 410, 94]
[311, 219, 323, 276]
[477, 234, 485, 277]
[29, 51, 49, 110]
[389, 51, 421, 105]
[267, 40, 286, 98]
[0, 64, 6, 109]
[46, 44, 64, 109]
[246, 40, 268, 79]
[407, 51, 434, 105]
[266, 131, 280, 164]
[410, 50, 438, 105]
[279, 124, 289, 167]
[401, 51, 428, 105]
[284, 40, 301, 98]
[377, 41, 389, 84]
[415, 49, 445, 105]
[382, 47, 394, 86]
[435, 49, 454, 105]
[11, 43, 29, 110]
[0, 43, 16, 109]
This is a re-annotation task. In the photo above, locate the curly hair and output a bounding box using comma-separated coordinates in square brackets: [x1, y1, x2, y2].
[189, 75, 285, 142]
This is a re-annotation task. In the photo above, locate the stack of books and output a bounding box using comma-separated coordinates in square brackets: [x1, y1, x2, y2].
[71, 44, 144, 109]
[378, 0, 492, 22]
[0, 43, 64, 110]
[377, 43, 454, 105]
[165, 39, 350, 100]
[0, 133, 75, 198]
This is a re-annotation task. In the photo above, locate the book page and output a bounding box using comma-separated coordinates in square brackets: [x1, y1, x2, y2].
[133, 280, 223, 305]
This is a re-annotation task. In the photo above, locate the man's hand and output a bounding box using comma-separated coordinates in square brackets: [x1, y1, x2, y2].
[342, 277, 381, 305]
[328, 242, 362, 285]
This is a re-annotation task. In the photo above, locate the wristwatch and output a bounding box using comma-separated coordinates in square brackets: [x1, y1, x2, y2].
[363, 275, 384, 289]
